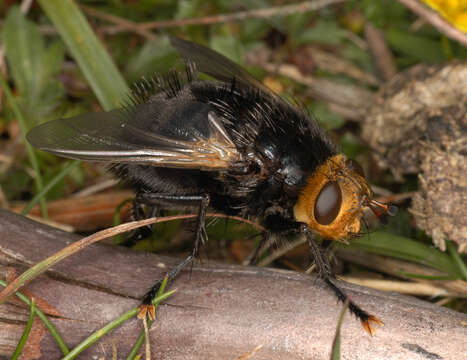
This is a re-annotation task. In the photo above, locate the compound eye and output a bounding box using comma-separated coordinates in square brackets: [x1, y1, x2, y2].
[346, 159, 365, 178]
[314, 181, 342, 225]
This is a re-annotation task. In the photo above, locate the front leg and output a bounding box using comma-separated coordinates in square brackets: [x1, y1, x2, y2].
[300, 224, 332, 278]
[247, 211, 301, 265]
[300, 224, 383, 335]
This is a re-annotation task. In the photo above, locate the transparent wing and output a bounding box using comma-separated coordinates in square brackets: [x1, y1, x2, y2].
[26, 102, 243, 171]
[170, 36, 279, 99]
[27, 38, 273, 171]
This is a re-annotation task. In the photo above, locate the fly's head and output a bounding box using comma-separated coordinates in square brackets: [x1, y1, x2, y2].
[294, 154, 396, 241]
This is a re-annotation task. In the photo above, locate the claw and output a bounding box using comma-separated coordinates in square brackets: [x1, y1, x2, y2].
[361, 315, 384, 336]
[138, 304, 156, 320]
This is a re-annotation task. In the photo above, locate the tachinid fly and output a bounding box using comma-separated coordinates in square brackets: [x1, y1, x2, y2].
[27, 37, 395, 334]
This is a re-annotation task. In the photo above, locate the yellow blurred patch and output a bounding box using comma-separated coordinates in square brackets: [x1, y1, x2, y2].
[263, 76, 284, 94]
[422, 0, 467, 32]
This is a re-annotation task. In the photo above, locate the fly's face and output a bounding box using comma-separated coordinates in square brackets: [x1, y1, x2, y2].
[294, 154, 388, 241]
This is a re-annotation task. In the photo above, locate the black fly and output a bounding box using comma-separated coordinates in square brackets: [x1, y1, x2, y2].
[27, 37, 394, 334]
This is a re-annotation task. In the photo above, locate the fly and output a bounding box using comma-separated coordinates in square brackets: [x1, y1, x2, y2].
[27, 37, 395, 334]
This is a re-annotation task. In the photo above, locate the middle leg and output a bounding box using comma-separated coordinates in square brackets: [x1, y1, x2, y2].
[136, 192, 210, 319]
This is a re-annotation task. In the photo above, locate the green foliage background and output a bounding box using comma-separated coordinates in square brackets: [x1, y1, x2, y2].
[0, 1, 465, 356]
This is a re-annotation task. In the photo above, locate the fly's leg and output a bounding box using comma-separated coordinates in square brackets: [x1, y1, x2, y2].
[302, 226, 332, 279]
[300, 224, 383, 335]
[246, 232, 269, 266]
[136, 192, 210, 320]
[124, 199, 157, 245]
[323, 278, 382, 335]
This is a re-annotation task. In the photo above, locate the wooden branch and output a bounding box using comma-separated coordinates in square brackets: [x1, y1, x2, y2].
[0, 209, 466, 359]
[101, 0, 344, 33]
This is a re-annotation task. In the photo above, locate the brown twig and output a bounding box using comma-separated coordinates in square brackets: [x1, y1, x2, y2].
[21, 214, 74, 232]
[103, 0, 344, 33]
[336, 248, 467, 296]
[396, 0, 467, 46]
[0, 185, 8, 209]
[80, 4, 157, 40]
[303, 46, 380, 85]
[71, 178, 119, 198]
[257, 236, 307, 267]
[235, 345, 264, 360]
[261, 62, 374, 121]
[340, 276, 453, 297]
[0, 216, 161, 303]
[364, 23, 397, 81]
[0, 212, 264, 302]
[10, 190, 135, 231]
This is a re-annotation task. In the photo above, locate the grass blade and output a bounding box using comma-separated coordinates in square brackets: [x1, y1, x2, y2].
[37, 0, 129, 111]
[11, 298, 36, 360]
[0, 279, 69, 355]
[61, 290, 174, 360]
[22, 160, 81, 215]
[344, 231, 461, 277]
[0, 74, 47, 217]
[446, 240, 467, 281]
[0, 217, 164, 304]
[330, 300, 349, 360]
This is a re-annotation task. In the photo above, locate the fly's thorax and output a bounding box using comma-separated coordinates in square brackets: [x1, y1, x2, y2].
[293, 154, 372, 241]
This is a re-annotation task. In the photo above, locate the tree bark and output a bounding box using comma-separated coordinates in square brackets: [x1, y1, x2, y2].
[0, 209, 465, 359]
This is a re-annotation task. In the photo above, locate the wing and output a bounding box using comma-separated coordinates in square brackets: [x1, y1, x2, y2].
[26, 101, 244, 171]
[27, 37, 274, 172]
[170, 36, 280, 100]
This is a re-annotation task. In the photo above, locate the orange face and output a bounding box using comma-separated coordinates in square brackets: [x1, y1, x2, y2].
[294, 154, 373, 241]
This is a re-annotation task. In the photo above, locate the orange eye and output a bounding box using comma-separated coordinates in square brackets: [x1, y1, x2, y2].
[314, 181, 342, 225]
